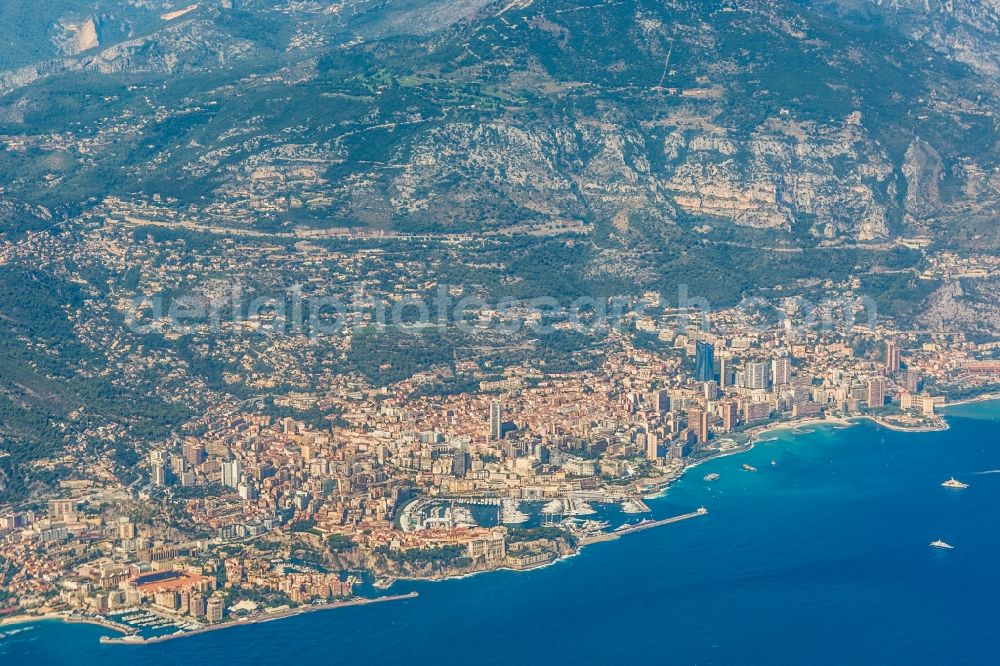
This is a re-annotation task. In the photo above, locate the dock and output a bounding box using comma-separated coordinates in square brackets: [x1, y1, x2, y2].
[616, 507, 708, 535]
[64, 613, 137, 636]
[577, 508, 707, 545]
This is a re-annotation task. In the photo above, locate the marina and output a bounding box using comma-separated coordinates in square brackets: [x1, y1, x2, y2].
[540, 497, 597, 517]
[499, 499, 529, 524]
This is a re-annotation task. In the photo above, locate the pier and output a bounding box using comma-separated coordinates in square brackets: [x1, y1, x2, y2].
[616, 507, 708, 535]
[577, 508, 708, 545]
[64, 613, 137, 636]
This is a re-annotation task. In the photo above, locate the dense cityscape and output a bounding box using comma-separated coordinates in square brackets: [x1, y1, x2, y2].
[3, 0, 1000, 660]
[2, 269, 997, 640]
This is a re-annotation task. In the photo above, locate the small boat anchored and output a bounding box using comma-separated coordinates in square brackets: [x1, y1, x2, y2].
[930, 540, 954, 550]
[742, 463, 757, 472]
[703, 473, 720, 482]
[941, 477, 968, 489]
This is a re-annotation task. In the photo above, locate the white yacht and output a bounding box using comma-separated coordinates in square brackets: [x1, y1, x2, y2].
[929, 540, 954, 550]
[941, 477, 969, 489]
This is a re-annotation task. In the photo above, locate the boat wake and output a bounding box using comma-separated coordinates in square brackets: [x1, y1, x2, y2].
[974, 469, 1000, 475]
[0, 626, 33, 642]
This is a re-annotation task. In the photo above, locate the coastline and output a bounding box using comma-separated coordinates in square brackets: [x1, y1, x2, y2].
[99, 407, 950, 635]
[748, 415, 853, 442]
[99, 592, 419, 645]
[391, 547, 582, 587]
[0, 612, 65, 629]
[364, 407, 983, 590]
[10, 399, 1000, 647]
[1, 611, 131, 636]
[677, 414, 854, 477]
[853, 415, 948, 433]
[390, 509, 710, 586]
[10, 400, 999, 664]
[667, 407, 958, 489]
[942, 393, 1000, 408]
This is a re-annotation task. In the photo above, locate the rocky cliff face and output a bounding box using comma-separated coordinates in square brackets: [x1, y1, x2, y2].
[902, 139, 945, 222]
[923, 279, 1000, 334]
[841, 0, 1000, 76]
[381, 114, 895, 239]
[665, 118, 893, 239]
[1, 0, 1000, 249]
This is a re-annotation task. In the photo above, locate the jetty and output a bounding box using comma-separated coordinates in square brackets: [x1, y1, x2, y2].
[615, 507, 708, 535]
[578, 508, 708, 545]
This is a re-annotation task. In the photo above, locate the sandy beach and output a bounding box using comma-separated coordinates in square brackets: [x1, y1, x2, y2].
[942, 393, 1000, 408]
[749, 415, 854, 441]
[0, 612, 66, 629]
[2, 611, 140, 636]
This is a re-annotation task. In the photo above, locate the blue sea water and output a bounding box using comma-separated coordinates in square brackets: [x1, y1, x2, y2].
[5, 402, 1000, 665]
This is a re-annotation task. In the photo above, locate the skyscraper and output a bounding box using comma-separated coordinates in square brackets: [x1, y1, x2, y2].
[222, 459, 241, 489]
[648, 389, 670, 414]
[771, 357, 791, 386]
[489, 400, 502, 440]
[150, 450, 167, 486]
[48, 499, 77, 522]
[644, 433, 658, 462]
[207, 593, 225, 623]
[689, 408, 710, 444]
[744, 400, 771, 422]
[747, 361, 768, 389]
[718, 356, 734, 388]
[183, 440, 205, 468]
[694, 341, 715, 383]
[704, 380, 719, 401]
[153, 463, 167, 486]
[866, 378, 885, 409]
[885, 340, 901, 374]
[720, 401, 738, 432]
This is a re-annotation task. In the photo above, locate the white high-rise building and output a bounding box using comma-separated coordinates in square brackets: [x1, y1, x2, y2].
[222, 459, 241, 489]
[704, 380, 719, 401]
[747, 361, 768, 390]
[150, 450, 167, 486]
